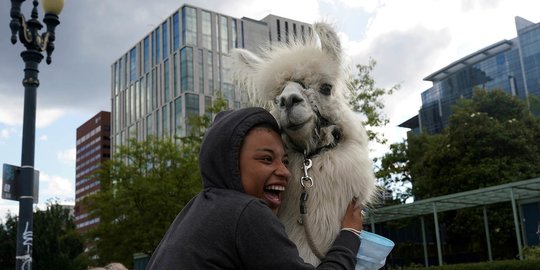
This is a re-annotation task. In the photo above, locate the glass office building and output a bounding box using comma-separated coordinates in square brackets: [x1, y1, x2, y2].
[402, 17, 540, 134]
[110, 4, 311, 149]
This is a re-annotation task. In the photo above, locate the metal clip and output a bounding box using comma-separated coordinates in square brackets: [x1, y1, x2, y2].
[301, 158, 314, 188]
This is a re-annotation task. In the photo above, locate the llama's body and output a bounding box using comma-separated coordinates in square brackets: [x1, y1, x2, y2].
[232, 22, 376, 265]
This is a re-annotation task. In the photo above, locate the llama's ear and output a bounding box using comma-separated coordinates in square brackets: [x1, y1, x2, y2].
[230, 49, 267, 106]
[314, 22, 342, 62]
[231, 48, 263, 73]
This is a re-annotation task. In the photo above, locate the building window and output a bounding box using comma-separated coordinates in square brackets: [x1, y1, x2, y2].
[175, 97, 182, 136]
[152, 68, 158, 110]
[204, 96, 212, 118]
[185, 93, 199, 136]
[114, 95, 119, 133]
[143, 37, 149, 74]
[162, 21, 168, 60]
[155, 28, 161, 64]
[151, 32, 155, 66]
[146, 73, 152, 113]
[123, 56, 128, 89]
[130, 47, 136, 82]
[124, 88, 130, 125]
[164, 59, 170, 102]
[146, 114, 153, 137]
[186, 93, 199, 117]
[130, 84, 135, 124]
[293, 23, 297, 41]
[301, 25, 305, 43]
[199, 49, 204, 93]
[161, 105, 168, 137]
[208, 52, 214, 95]
[173, 12, 179, 51]
[141, 76, 146, 117]
[220, 16, 229, 53]
[202, 11, 212, 50]
[182, 6, 197, 46]
[181, 47, 194, 93]
[173, 53, 179, 97]
[276, 19, 281, 42]
[232, 19, 238, 48]
[135, 80, 140, 120]
[222, 55, 234, 100]
[114, 62, 119, 94]
[285, 21, 289, 43]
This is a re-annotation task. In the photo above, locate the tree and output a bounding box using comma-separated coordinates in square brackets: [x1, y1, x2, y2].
[407, 88, 540, 260]
[0, 203, 88, 270]
[374, 140, 412, 204]
[33, 202, 88, 270]
[0, 212, 17, 270]
[84, 98, 227, 267]
[409, 89, 540, 199]
[348, 58, 400, 145]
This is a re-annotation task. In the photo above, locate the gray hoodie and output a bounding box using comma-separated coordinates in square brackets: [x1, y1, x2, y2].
[146, 107, 359, 269]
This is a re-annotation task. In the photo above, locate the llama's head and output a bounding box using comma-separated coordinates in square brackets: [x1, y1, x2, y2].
[232, 22, 351, 156]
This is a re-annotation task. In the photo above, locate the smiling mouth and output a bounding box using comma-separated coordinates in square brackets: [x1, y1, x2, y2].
[264, 185, 285, 209]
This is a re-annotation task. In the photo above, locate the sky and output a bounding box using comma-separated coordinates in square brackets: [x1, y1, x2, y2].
[2, 0, 540, 221]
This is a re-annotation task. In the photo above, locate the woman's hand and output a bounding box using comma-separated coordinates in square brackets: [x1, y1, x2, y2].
[341, 198, 363, 231]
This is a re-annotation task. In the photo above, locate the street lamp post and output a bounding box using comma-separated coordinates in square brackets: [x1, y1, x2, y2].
[8, 0, 64, 269]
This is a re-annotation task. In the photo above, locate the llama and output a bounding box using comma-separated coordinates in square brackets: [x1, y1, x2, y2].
[231, 22, 376, 265]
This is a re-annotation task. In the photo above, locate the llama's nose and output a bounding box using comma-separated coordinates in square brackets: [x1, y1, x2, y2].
[279, 94, 303, 109]
[279, 83, 304, 109]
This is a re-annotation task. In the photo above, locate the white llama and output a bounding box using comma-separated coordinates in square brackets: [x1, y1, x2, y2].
[231, 22, 376, 266]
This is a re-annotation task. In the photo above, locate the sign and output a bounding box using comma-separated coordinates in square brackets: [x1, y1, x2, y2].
[2, 164, 39, 203]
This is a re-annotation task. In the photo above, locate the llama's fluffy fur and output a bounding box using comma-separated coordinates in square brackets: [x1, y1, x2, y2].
[232, 22, 376, 266]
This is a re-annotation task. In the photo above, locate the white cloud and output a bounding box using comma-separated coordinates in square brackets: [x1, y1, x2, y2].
[0, 127, 16, 140]
[39, 135, 48, 141]
[57, 148, 76, 164]
[39, 172, 74, 202]
[0, 91, 65, 128]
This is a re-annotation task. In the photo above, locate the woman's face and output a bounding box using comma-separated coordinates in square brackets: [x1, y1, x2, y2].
[240, 128, 290, 214]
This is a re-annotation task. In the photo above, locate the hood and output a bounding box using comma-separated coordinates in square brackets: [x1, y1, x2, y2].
[199, 107, 280, 192]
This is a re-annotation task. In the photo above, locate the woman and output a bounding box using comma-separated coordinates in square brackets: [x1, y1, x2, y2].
[147, 107, 362, 269]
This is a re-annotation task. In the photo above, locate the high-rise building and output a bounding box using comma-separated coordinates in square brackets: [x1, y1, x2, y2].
[401, 16, 540, 134]
[74, 111, 111, 231]
[110, 4, 311, 149]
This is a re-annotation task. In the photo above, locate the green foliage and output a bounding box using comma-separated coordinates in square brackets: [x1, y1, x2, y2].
[0, 202, 88, 270]
[374, 140, 412, 203]
[33, 202, 88, 270]
[523, 245, 540, 260]
[409, 89, 540, 199]
[348, 58, 400, 144]
[0, 212, 17, 270]
[399, 259, 540, 270]
[83, 98, 227, 267]
[405, 89, 540, 261]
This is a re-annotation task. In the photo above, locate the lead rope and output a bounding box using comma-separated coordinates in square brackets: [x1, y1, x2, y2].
[298, 152, 325, 260]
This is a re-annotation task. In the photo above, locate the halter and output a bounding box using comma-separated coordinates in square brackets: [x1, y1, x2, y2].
[287, 109, 342, 159]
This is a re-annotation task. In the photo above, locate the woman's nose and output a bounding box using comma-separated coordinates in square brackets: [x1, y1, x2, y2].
[275, 162, 291, 180]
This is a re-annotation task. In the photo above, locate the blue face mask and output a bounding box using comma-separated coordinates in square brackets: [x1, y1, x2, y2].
[355, 231, 395, 270]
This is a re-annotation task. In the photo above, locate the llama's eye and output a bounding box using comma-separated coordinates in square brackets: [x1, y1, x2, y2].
[294, 80, 306, 88]
[319, 83, 332, 95]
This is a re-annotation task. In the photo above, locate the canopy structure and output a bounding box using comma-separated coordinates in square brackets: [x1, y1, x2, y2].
[364, 177, 540, 266]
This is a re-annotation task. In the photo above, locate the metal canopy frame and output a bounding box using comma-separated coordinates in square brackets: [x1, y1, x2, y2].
[423, 39, 513, 82]
[365, 177, 540, 266]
